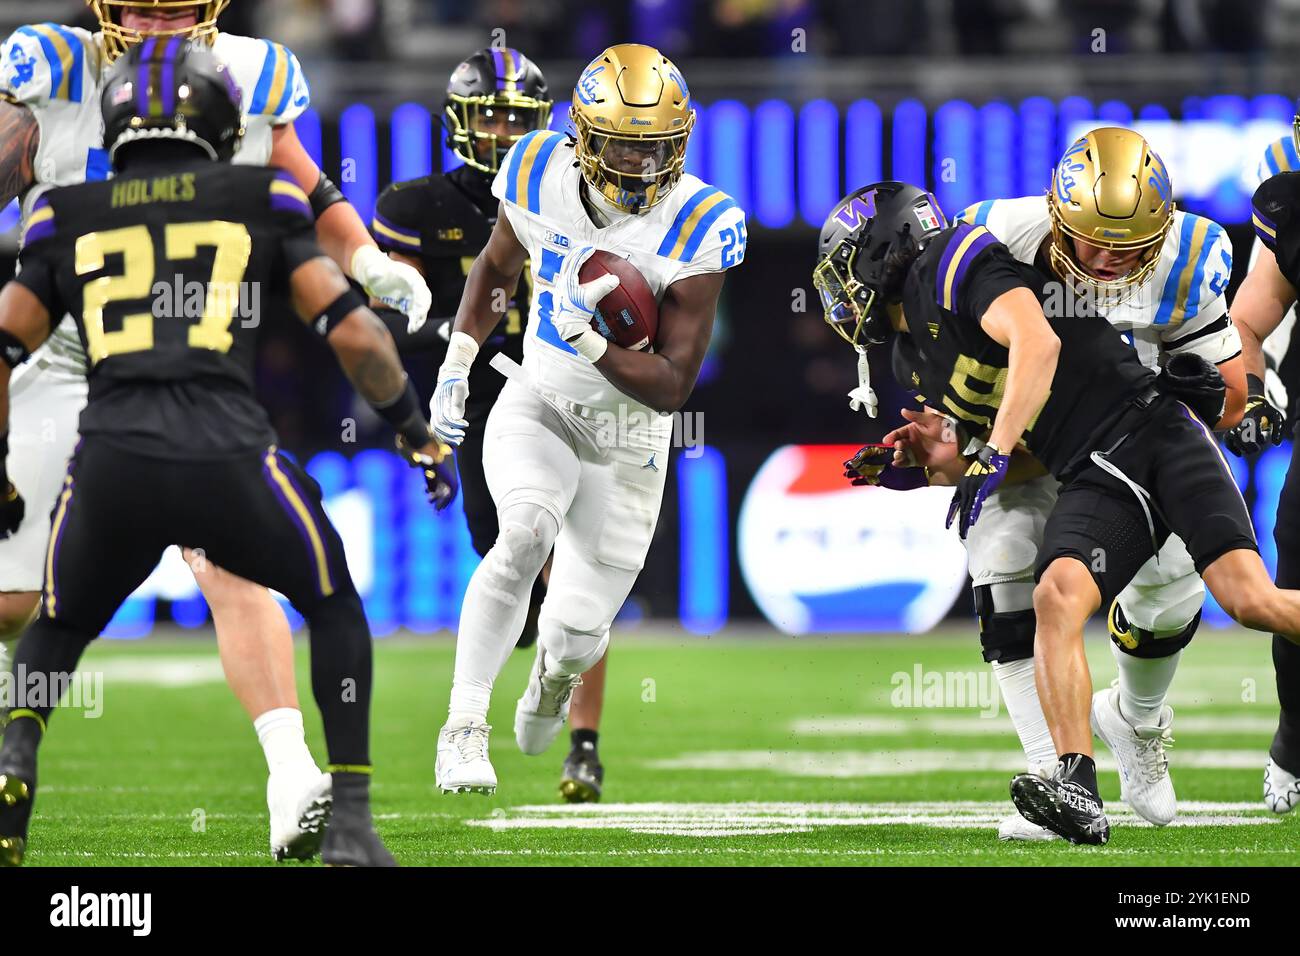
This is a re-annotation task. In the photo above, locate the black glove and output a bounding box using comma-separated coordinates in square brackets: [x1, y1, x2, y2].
[396, 434, 460, 512]
[843, 443, 928, 490]
[1154, 352, 1225, 425]
[1225, 374, 1288, 457]
[0, 482, 23, 540]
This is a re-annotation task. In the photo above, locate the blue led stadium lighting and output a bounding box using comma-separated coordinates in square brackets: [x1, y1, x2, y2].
[1098, 100, 1133, 126]
[392, 103, 433, 182]
[1057, 96, 1094, 152]
[339, 104, 378, 225]
[892, 99, 927, 189]
[979, 101, 1015, 203]
[845, 99, 883, 197]
[295, 108, 323, 168]
[754, 100, 795, 228]
[1204, 95, 1251, 224]
[679, 447, 728, 634]
[708, 100, 750, 215]
[1018, 97, 1055, 197]
[798, 99, 839, 228]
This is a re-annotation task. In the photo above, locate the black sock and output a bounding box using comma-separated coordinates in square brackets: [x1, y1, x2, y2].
[1, 618, 93, 779]
[1272, 634, 1300, 773]
[306, 588, 373, 769]
[571, 728, 598, 750]
[1059, 753, 1099, 795]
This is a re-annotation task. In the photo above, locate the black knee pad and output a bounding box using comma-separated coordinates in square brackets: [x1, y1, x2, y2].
[1110, 605, 1199, 659]
[974, 584, 1036, 664]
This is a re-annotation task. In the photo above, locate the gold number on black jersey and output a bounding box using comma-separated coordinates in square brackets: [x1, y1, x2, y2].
[942, 353, 1046, 439]
[74, 221, 254, 365]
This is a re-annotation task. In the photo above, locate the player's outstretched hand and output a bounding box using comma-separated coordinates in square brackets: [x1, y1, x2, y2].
[1225, 395, 1288, 457]
[843, 443, 927, 490]
[0, 483, 24, 539]
[352, 245, 433, 334]
[397, 434, 459, 512]
[885, 408, 961, 470]
[946, 444, 1010, 539]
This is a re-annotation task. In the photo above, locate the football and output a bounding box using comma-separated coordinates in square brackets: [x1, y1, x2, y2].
[579, 249, 659, 352]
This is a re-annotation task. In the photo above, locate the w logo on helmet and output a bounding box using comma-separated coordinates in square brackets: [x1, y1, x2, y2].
[576, 64, 605, 105]
[833, 190, 878, 229]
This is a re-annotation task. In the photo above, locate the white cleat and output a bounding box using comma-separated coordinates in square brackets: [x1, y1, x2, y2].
[997, 812, 1060, 842]
[1264, 758, 1300, 814]
[436, 720, 497, 795]
[268, 766, 333, 862]
[515, 646, 582, 756]
[1090, 684, 1176, 826]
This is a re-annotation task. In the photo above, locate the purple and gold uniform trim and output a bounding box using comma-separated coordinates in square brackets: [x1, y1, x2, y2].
[21, 197, 55, 246]
[270, 171, 313, 220]
[371, 212, 421, 252]
[936, 223, 998, 312]
[262, 448, 335, 598]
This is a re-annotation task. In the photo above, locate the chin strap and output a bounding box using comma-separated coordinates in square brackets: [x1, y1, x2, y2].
[848, 346, 878, 418]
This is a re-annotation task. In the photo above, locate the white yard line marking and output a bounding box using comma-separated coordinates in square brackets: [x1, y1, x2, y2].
[793, 714, 1280, 736]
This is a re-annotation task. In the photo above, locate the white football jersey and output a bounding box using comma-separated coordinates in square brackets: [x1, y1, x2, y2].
[0, 23, 310, 376]
[955, 195, 1240, 372]
[492, 129, 747, 411]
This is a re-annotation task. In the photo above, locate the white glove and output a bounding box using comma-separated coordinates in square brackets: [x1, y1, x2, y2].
[352, 244, 433, 334]
[430, 331, 478, 445]
[848, 347, 878, 418]
[552, 245, 620, 362]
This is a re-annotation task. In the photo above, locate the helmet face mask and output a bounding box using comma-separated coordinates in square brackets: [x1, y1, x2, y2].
[570, 44, 695, 214]
[88, 2, 230, 62]
[813, 238, 882, 349]
[444, 48, 551, 174]
[1046, 126, 1174, 308]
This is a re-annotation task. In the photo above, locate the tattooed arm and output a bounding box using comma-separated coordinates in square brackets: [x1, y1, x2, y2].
[0, 99, 38, 207]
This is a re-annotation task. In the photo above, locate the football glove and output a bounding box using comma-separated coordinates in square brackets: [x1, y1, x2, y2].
[1154, 352, 1226, 426]
[352, 245, 433, 334]
[843, 443, 928, 490]
[946, 444, 1010, 539]
[0, 482, 23, 540]
[553, 246, 620, 362]
[1225, 383, 1288, 457]
[430, 331, 478, 445]
[397, 434, 459, 512]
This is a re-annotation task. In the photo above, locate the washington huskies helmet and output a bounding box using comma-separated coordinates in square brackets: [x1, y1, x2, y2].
[102, 40, 244, 168]
[1047, 127, 1174, 302]
[444, 47, 552, 175]
[570, 44, 695, 214]
[815, 182, 947, 349]
[87, 1, 230, 62]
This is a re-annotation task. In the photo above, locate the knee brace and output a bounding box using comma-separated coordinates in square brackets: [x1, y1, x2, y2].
[538, 592, 610, 676]
[480, 504, 558, 606]
[1110, 604, 1199, 659]
[975, 582, 1037, 664]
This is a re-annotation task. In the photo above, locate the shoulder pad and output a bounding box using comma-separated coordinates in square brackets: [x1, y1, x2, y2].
[218, 34, 310, 123]
[656, 182, 745, 269]
[1258, 135, 1300, 183]
[492, 130, 569, 215]
[268, 169, 313, 222]
[1153, 213, 1231, 325]
[1252, 172, 1300, 253]
[931, 223, 1000, 311]
[1, 23, 95, 107]
[953, 200, 995, 228]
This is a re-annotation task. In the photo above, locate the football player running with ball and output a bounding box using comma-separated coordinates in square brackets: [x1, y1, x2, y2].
[919, 129, 1241, 839]
[430, 44, 746, 795]
[0, 42, 456, 866]
[371, 48, 609, 802]
[815, 182, 1300, 845]
[0, 2, 430, 860]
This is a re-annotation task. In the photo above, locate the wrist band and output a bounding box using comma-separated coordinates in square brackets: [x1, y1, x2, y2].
[570, 327, 608, 363]
[0, 329, 31, 369]
[313, 286, 367, 338]
[441, 330, 480, 378]
[372, 378, 430, 448]
[309, 172, 347, 219]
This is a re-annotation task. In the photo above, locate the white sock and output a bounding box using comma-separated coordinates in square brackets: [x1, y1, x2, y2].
[253, 707, 317, 774]
[448, 506, 557, 723]
[991, 658, 1057, 772]
[1111, 642, 1180, 727]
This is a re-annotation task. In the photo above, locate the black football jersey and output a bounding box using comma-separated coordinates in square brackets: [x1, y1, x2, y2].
[894, 223, 1156, 477]
[1251, 172, 1300, 415]
[372, 164, 527, 416]
[15, 158, 322, 459]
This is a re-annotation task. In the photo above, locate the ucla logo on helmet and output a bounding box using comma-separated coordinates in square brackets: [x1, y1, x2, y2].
[667, 67, 689, 99]
[1147, 157, 1172, 204]
[577, 64, 605, 105]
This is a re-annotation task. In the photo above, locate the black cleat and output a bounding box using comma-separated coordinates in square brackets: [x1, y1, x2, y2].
[0, 772, 34, 867]
[559, 740, 603, 803]
[1011, 764, 1110, 846]
[321, 814, 398, 867]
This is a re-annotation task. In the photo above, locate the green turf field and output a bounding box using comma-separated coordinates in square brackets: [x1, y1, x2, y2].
[14, 625, 1298, 866]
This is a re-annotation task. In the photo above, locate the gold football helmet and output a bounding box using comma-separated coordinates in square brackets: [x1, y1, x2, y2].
[87, 2, 230, 62]
[570, 43, 695, 214]
[1046, 127, 1174, 302]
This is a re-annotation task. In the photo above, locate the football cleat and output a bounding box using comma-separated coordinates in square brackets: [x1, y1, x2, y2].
[515, 646, 582, 756]
[268, 766, 333, 862]
[1010, 760, 1110, 846]
[560, 739, 604, 803]
[997, 812, 1059, 842]
[320, 815, 398, 867]
[0, 771, 33, 867]
[1264, 758, 1300, 814]
[436, 720, 497, 794]
[1090, 684, 1176, 826]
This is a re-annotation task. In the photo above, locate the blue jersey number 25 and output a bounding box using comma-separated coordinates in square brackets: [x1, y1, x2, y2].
[719, 220, 747, 269]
